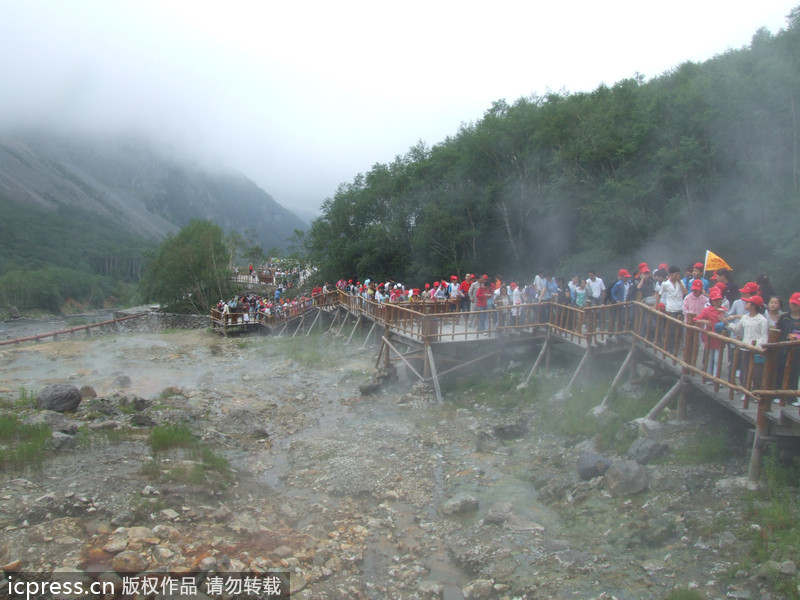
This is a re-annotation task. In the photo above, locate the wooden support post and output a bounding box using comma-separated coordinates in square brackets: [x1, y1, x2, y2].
[382, 336, 424, 382]
[435, 350, 500, 379]
[426, 343, 443, 404]
[593, 344, 635, 415]
[305, 309, 322, 337]
[560, 346, 591, 398]
[677, 380, 688, 420]
[545, 335, 551, 370]
[346, 315, 362, 344]
[645, 378, 682, 420]
[517, 336, 550, 390]
[748, 394, 769, 481]
[291, 315, 305, 337]
[336, 311, 350, 337]
[326, 309, 340, 335]
[375, 338, 385, 368]
[361, 321, 377, 349]
[277, 321, 289, 337]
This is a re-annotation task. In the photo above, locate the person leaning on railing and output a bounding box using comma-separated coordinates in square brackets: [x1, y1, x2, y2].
[723, 294, 768, 391]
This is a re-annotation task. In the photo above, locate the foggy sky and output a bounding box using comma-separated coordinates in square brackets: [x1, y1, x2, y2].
[0, 1, 795, 218]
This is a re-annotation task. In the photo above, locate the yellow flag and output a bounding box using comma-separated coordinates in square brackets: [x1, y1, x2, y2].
[704, 250, 733, 272]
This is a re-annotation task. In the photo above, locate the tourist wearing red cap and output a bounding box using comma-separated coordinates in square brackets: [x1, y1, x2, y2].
[611, 269, 632, 303]
[636, 267, 657, 306]
[683, 262, 710, 294]
[475, 279, 491, 332]
[683, 279, 709, 324]
[728, 281, 759, 319]
[777, 293, 800, 404]
[695, 288, 727, 378]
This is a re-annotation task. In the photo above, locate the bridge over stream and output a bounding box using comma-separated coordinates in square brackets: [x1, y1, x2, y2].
[212, 290, 800, 480]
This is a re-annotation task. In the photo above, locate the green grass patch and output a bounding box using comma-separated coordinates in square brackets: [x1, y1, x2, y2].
[144, 425, 232, 484]
[671, 432, 729, 465]
[741, 449, 800, 599]
[0, 387, 36, 410]
[149, 424, 195, 452]
[0, 414, 51, 469]
[537, 380, 660, 454]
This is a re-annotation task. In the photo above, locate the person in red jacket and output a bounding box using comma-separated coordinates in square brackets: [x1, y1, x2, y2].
[476, 279, 491, 332]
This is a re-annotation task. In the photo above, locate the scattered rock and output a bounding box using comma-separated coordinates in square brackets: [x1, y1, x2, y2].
[778, 560, 797, 576]
[48, 431, 77, 451]
[492, 417, 527, 440]
[198, 556, 217, 570]
[159, 509, 180, 521]
[626, 437, 668, 465]
[153, 546, 174, 561]
[111, 511, 135, 527]
[36, 384, 81, 412]
[605, 459, 649, 497]
[26, 411, 78, 434]
[441, 494, 479, 516]
[1, 560, 22, 572]
[418, 581, 444, 597]
[89, 420, 121, 431]
[462, 578, 494, 599]
[358, 382, 382, 396]
[484, 502, 513, 525]
[79, 386, 97, 399]
[113, 375, 132, 388]
[273, 545, 293, 558]
[718, 531, 737, 548]
[715, 476, 760, 492]
[103, 535, 128, 554]
[131, 414, 156, 427]
[111, 550, 147, 573]
[7, 306, 21, 320]
[577, 449, 611, 480]
[142, 485, 159, 497]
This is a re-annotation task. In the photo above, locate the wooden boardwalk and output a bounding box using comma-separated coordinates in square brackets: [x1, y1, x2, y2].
[213, 290, 800, 478]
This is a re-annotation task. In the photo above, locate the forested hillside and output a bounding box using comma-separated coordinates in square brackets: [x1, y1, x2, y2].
[307, 10, 800, 292]
[0, 134, 305, 312]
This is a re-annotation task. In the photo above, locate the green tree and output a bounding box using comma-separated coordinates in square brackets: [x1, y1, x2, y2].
[140, 220, 232, 313]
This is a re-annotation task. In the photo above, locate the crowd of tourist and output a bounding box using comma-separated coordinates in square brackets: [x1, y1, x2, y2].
[214, 290, 314, 322]
[318, 262, 800, 399]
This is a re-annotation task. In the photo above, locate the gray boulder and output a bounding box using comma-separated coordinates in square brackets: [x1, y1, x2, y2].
[577, 449, 611, 480]
[605, 459, 649, 497]
[79, 386, 97, 399]
[36, 384, 81, 412]
[441, 494, 479, 516]
[113, 375, 132, 388]
[626, 437, 668, 464]
[48, 432, 77, 451]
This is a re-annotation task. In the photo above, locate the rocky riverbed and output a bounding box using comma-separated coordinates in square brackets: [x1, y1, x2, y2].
[0, 329, 797, 599]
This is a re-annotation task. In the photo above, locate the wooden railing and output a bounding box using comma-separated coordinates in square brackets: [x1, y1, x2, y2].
[0, 312, 149, 346]
[210, 292, 800, 407]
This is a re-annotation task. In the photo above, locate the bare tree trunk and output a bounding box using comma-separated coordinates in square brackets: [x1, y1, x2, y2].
[499, 201, 520, 263]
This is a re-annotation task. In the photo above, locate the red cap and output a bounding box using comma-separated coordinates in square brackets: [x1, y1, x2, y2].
[746, 295, 764, 308]
[424, 283, 430, 289]
[691, 279, 704, 291]
[348, 279, 353, 283]
[450, 275, 458, 281]
[789, 292, 800, 306]
[640, 267, 650, 274]
[694, 262, 704, 270]
[481, 274, 489, 280]
[412, 289, 420, 295]
[658, 263, 668, 271]
[739, 282, 759, 295]
[638, 262, 649, 271]
[709, 288, 723, 301]
[714, 282, 727, 291]
[618, 269, 632, 278]
[510, 282, 518, 289]
[657, 302, 666, 311]
[433, 281, 440, 287]
[711, 273, 718, 280]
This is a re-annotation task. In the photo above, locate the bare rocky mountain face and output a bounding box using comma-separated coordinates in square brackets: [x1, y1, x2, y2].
[0, 132, 306, 251]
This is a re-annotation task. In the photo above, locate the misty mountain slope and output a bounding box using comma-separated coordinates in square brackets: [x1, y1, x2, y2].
[0, 133, 306, 253]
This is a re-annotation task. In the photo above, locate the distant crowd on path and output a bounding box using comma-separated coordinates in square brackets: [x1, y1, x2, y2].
[317, 262, 800, 395]
[234, 260, 314, 288]
[215, 289, 314, 322]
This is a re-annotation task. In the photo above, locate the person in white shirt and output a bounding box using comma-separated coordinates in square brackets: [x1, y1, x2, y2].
[725, 295, 769, 389]
[657, 266, 687, 318]
[587, 271, 605, 306]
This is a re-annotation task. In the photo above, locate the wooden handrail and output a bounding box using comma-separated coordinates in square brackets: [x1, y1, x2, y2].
[0, 312, 149, 346]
